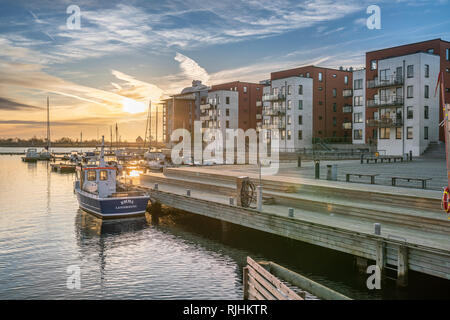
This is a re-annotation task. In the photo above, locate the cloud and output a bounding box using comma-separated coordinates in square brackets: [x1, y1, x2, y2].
[111, 70, 166, 103]
[0, 97, 41, 110]
[174, 52, 210, 84]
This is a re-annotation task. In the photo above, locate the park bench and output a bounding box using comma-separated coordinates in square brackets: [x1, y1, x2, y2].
[345, 173, 379, 184]
[363, 155, 404, 164]
[391, 176, 432, 189]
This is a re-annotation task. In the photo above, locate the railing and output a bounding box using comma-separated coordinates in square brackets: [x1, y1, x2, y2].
[367, 117, 403, 127]
[367, 96, 404, 108]
[262, 123, 285, 130]
[342, 122, 352, 130]
[262, 93, 286, 102]
[343, 105, 353, 113]
[256, 114, 262, 120]
[367, 75, 404, 89]
[256, 101, 262, 107]
[342, 89, 353, 97]
[264, 108, 286, 116]
[200, 115, 212, 121]
[200, 104, 211, 111]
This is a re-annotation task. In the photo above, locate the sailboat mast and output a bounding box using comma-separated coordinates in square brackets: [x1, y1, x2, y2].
[46, 96, 50, 150]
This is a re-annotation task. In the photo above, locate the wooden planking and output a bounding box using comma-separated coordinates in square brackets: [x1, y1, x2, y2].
[147, 188, 450, 280]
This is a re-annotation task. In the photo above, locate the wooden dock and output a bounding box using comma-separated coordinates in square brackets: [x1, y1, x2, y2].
[137, 166, 450, 285]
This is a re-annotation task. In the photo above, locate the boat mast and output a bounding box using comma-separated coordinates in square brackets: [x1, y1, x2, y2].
[144, 100, 151, 149]
[46, 96, 50, 151]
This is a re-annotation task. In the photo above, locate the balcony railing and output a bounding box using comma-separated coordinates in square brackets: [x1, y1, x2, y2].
[200, 115, 212, 121]
[264, 108, 286, 116]
[256, 101, 262, 107]
[367, 96, 404, 108]
[262, 93, 286, 102]
[256, 114, 262, 120]
[367, 75, 404, 89]
[200, 104, 211, 111]
[262, 123, 286, 130]
[343, 105, 353, 113]
[342, 122, 352, 130]
[366, 117, 403, 127]
[342, 89, 353, 97]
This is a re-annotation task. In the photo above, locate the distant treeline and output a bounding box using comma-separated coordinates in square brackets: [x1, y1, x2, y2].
[0, 137, 163, 148]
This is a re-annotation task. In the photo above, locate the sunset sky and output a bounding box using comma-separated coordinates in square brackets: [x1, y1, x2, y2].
[0, 0, 449, 141]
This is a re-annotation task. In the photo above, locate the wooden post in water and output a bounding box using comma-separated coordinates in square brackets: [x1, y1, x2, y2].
[376, 241, 385, 276]
[150, 201, 161, 224]
[243, 267, 249, 300]
[397, 245, 408, 287]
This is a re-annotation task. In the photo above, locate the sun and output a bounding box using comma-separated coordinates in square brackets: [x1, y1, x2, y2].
[122, 98, 146, 114]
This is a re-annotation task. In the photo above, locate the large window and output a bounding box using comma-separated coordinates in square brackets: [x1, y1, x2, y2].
[407, 86, 413, 98]
[100, 170, 108, 181]
[87, 170, 96, 181]
[370, 60, 377, 70]
[425, 64, 430, 78]
[354, 112, 363, 123]
[287, 85, 292, 95]
[447, 48, 450, 61]
[287, 130, 291, 140]
[298, 100, 303, 110]
[332, 88, 337, 97]
[333, 103, 337, 112]
[298, 115, 303, 125]
[243, 86, 247, 93]
[287, 100, 292, 110]
[226, 97, 230, 104]
[333, 117, 337, 126]
[226, 109, 230, 116]
[424, 106, 429, 119]
[424, 127, 429, 140]
[354, 129, 363, 140]
[344, 76, 348, 85]
[287, 115, 291, 125]
[354, 96, 363, 106]
[318, 72, 323, 82]
[407, 127, 413, 139]
[298, 130, 303, 140]
[298, 85, 303, 95]
[407, 65, 414, 78]
[380, 127, 390, 139]
[354, 79, 363, 90]
[396, 127, 402, 140]
[407, 106, 413, 119]
[424, 85, 429, 98]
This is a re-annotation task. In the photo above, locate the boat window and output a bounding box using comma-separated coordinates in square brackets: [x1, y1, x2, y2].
[100, 170, 108, 181]
[87, 170, 96, 181]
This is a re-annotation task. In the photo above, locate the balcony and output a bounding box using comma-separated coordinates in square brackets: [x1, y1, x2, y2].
[367, 75, 403, 89]
[342, 122, 352, 130]
[342, 89, 353, 97]
[256, 114, 262, 120]
[262, 123, 286, 130]
[200, 104, 211, 111]
[264, 108, 286, 116]
[367, 117, 403, 127]
[256, 101, 262, 107]
[343, 105, 353, 113]
[367, 96, 404, 108]
[262, 93, 285, 102]
[200, 115, 212, 121]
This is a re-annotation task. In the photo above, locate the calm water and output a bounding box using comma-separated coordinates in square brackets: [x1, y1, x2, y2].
[0, 151, 449, 299]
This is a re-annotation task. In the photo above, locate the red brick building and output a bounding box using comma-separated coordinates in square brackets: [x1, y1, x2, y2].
[270, 66, 353, 142]
[365, 38, 450, 143]
[210, 81, 264, 131]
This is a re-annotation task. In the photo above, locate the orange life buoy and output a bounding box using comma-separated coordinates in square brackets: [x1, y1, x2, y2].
[442, 187, 450, 214]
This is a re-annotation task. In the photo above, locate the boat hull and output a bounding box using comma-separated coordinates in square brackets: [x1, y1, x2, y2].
[75, 188, 150, 219]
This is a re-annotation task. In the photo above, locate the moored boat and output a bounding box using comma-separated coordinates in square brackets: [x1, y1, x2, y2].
[74, 136, 150, 219]
[21, 148, 39, 162]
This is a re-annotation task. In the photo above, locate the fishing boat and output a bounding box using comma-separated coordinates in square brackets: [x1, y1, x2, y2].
[74, 136, 150, 219]
[21, 148, 39, 162]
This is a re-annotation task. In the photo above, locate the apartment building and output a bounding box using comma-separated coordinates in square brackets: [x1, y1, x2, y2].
[270, 66, 354, 143]
[200, 90, 239, 137]
[262, 76, 314, 150]
[352, 69, 366, 144]
[366, 52, 440, 156]
[366, 38, 450, 143]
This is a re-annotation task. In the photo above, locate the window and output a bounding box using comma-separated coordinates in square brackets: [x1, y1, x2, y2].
[333, 117, 337, 126]
[287, 100, 292, 110]
[424, 127, 429, 140]
[427, 48, 434, 54]
[425, 64, 429, 78]
[344, 76, 348, 85]
[407, 86, 413, 98]
[407, 65, 414, 78]
[298, 130, 303, 140]
[354, 96, 363, 106]
[425, 85, 429, 98]
[226, 109, 230, 116]
[287, 130, 291, 140]
[298, 85, 303, 95]
[243, 86, 247, 93]
[318, 101, 323, 105]
[226, 121, 229, 128]
[100, 170, 108, 181]
[354, 112, 363, 123]
[318, 72, 323, 82]
[332, 88, 337, 97]
[354, 129, 362, 140]
[298, 115, 303, 125]
[273, 87, 278, 95]
[407, 127, 413, 139]
[354, 79, 363, 90]
[447, 48, 450, 61]
[332, 74, 337, 78]
[333, 103, 337, 112]
[396, 127, 402, 140]
[319, 116, 323, 120]
[306, 72, 310, 78]
[318, 87, 323, 91]
[281, 86, 285, 95]
[407, 106, 413, 119]
[298, 100, 303, 110]
[226, 97, 230, 104]
[288, 85, 292, 95]
[424, 106, 429, 119]
[87, 170, 96, 181]
[373, 128, 378, 139]
[370, 60, 377, 70]
[380, 127, 390, 139]
[287, 115, 291, 125]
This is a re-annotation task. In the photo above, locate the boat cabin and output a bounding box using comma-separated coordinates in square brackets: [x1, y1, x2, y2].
[77, 165, 117, 198]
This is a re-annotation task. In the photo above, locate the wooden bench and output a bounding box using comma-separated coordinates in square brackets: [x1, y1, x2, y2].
[365, 156, 404, 164]
[391, 176, 432, 189]
[345, 173, 379, 184]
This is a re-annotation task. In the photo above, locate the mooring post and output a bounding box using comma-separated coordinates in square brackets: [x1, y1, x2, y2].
[154, 183, 158, 190]
[297, 156, 302, 167]
[360, 154, 364, 164]
[243, 267, 249, 300]
[288, 208, 294, 218]
[314, 160, 320, 179]
[150, 201, 161, 224]
[397, 245, 409, 287]
[409, 150, 412, 161]
[186, 189, 191, 197]
[256, 185, 263, 211]
[229, 197, 234, 206]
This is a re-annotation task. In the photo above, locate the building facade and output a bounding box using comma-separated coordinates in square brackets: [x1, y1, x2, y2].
[262, 76, 314, 150]
[352, 69, 366, 144]
[200, 90, 239, 136]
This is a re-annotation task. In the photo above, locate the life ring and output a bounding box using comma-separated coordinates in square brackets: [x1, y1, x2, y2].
[442, 187, 450, 214]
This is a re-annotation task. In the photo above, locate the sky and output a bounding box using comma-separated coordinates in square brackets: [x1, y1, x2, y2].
[0, 0, 449, 141]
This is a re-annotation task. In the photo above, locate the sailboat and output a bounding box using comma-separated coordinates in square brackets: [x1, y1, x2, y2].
[39, 96, 52, 160]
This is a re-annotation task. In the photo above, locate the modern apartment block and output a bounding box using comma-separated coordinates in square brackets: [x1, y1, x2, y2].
[262, 76, 314, 150]
[364, 52, 440, 156]
[365, 38, 450, 144]
[270, 66, 354, 143]
[352, 69, 366, 144]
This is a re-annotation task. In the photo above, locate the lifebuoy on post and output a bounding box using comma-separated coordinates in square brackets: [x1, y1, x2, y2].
[442, 187, 450, 214]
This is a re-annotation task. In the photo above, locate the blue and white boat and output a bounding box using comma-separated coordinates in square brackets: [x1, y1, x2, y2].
[74, 136, 150, 219]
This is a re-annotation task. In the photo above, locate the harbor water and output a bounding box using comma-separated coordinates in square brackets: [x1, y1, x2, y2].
[0, 150, 448, 299]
